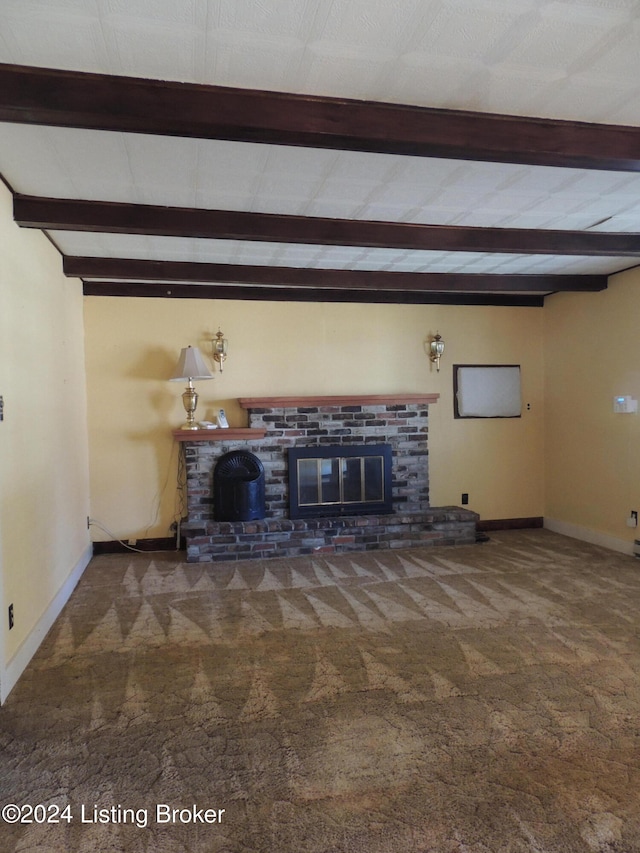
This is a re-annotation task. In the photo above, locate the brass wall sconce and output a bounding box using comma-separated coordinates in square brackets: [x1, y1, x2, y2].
[170, 345, 213, 429]
[429, 333, 445, 372]
[212, 328, 228, 372]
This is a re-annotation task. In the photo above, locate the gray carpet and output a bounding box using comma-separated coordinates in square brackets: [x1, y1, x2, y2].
[2, 530, 640, 852]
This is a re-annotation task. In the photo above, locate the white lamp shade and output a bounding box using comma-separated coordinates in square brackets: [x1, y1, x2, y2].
[170, 346, 213, 381]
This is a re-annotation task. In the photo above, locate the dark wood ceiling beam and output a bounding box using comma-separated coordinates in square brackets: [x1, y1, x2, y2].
[15, 195, 640, 257]
[64, 256, 607, 292]
[82, 280, 545, 307]
[2, 63, 640, 171]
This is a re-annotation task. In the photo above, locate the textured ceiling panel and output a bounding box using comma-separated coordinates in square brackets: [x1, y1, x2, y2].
[48, 230, 632, 277]
[3, 124, 640, 238]
[0, 0, 638, 122]
[1, 0, 640, 302]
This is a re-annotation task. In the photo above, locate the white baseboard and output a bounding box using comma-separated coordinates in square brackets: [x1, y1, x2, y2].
[544, 517, 635, 557]
[1, 544, 92, 704]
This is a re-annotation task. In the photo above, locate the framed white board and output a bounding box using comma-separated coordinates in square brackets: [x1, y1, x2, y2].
[454, 365, 522, 418]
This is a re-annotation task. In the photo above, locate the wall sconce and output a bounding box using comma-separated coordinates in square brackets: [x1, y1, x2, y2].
[170, 346, 213, 429]
[429, 333, 445, 372]
[212, 328, 228, 372]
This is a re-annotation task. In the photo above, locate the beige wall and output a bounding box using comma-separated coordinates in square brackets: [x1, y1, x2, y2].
[83, 297, 544, 540]
[0, 182, 90, 675]
[545, 268, 640, 548]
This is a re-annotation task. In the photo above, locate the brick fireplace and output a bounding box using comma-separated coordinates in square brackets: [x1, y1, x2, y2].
[175, 394, 478, 562]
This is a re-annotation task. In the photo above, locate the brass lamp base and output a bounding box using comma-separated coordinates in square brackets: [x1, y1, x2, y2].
[181, 384, 200, 429]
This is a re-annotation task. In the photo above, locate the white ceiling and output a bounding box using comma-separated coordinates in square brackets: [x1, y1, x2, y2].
[2, 0, 640, 122]
[1, 0, 640, 297]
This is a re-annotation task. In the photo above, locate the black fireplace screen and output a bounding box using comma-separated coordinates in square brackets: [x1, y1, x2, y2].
[288, 444, 392, 519]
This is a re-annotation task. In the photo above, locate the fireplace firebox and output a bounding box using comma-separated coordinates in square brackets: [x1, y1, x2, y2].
[288, 444, 393, 519]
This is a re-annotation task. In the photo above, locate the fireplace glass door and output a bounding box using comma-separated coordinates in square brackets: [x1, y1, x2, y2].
[288, 445, 392, 519]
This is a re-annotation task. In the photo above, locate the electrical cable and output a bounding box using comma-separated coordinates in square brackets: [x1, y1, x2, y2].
[88, 518, 179, 554]
[89, 439, 188, 554]
[143, 439, 179, 537]
[174, 442, 187, 537]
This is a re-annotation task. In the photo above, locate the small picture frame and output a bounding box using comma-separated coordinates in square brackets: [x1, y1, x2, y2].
[216, 408, 229, 429]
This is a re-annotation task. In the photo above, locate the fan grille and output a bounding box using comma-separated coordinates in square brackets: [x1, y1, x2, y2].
[215, 450, 264, 480]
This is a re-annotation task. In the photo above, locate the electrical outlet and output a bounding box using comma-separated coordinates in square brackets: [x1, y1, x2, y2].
[461, 493, 469, 505]
[8, 604, 14, 630]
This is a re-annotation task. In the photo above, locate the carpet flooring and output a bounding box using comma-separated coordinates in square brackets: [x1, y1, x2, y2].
[2, 530, 640, 852]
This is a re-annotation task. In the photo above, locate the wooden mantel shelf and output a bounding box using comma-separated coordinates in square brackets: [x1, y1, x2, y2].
[239, 393, 439, 408]
[173, 428, 266, 442]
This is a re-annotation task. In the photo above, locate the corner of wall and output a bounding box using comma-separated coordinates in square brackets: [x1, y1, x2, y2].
[544, 517, 635, 557]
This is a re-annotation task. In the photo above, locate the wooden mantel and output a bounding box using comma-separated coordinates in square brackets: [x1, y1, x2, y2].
[173, 395, 438, 441]
[173, 428, 266, 442]
[239, 393, 439, 408]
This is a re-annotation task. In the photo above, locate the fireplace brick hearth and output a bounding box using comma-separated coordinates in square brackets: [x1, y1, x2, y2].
[176, 395, 478, 562]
